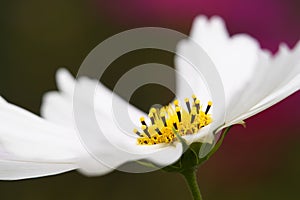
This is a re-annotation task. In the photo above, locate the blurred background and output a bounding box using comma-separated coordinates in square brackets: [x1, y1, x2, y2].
[0, 0, 300, 199]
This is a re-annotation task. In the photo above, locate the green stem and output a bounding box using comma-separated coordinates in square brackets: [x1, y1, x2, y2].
[181, 169, 202, 200]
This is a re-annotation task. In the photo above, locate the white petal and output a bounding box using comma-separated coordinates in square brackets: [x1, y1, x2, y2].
[226, 41, 300, 123]
[0, 96, 6, 103]
[175, 38, 227, 132]
[42, 69, 183, 173]
[77, 77, 183, 169]
[229, 73, 300, 126]
[41, 69, 76, 126]
[0, 159, 76, 180]
[183, 125, 214, 145]
[175, 42, 211, 103]
[0, 97, 79, 179]
[41, 91, 74, 127]
[56, 68, 75, 95]
[189, 15, 261, 119]
[0, 98, 79, 161]
[181, 15, 300, 128]
[44, 73, 119, 175]
[0, 96, 113, 178]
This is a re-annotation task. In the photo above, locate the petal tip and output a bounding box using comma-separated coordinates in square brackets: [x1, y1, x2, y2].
[0, 96, 7, 104]
[55, 68, 75, 94]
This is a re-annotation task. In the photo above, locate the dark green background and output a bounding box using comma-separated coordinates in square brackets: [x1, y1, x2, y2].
[0, 1, 300, 199]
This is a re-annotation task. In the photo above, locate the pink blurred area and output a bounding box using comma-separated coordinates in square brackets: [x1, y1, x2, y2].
[96, 0, 300, 52]
[95, 0, 300, 178]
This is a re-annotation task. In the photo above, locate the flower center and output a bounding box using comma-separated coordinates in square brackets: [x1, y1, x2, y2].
[133, 95, 213, 145]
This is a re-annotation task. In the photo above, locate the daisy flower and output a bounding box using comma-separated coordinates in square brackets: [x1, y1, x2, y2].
[0, 15, 299, 199]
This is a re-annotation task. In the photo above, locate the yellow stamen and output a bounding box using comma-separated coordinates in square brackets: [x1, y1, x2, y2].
[192, 94, 197, 102]
[205, 101, 213, 114]
[174, 99, 179, 107]
[176, 106, 181, 122]
[140, 117, 147, 127]
[185, 98, 191, 113]
[134, 96, 213, 145]
[148, 113, 155, 125]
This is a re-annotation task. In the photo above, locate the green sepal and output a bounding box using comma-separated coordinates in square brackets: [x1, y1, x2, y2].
[163, 126, 232, 173]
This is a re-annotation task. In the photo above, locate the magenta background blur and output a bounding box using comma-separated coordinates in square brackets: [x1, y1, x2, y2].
[99, 0, 300, 51]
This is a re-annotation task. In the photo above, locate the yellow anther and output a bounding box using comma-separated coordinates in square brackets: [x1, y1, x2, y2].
[174, 99, 179, 106]
[185, 98, 191, 113]
[205, 101, 213, 114]
[150, 108, 156, 113]
[161, 127, 172, 134]
[134, 97, 213, 145]
[141, 125, 147, 130]
[148, 112, 155, 125]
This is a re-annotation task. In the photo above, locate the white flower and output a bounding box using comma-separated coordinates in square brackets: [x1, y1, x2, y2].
[0, 15, 300, 180]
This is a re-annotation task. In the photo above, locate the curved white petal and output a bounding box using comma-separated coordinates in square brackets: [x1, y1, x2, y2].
[0, 98, 77, 161]
[56, 68, 75, 95]
[183, 125, 214, 145]
[226, 41, 300, 123]
[41, 91, 74, 127]
[42, 69, 183, 174]
[0, 96, 6, 103]
[0, 96, 112, 179]
[229, 73, 300, 126]
[189, 16, 261, 119]
[0, 159, 76, 180]
[75, 76, 184, 169]
[175, 38, 227, 132]
[175, 43, 211, 103]
[0, 98, 78, 179]
[178, 15, 300, 129]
